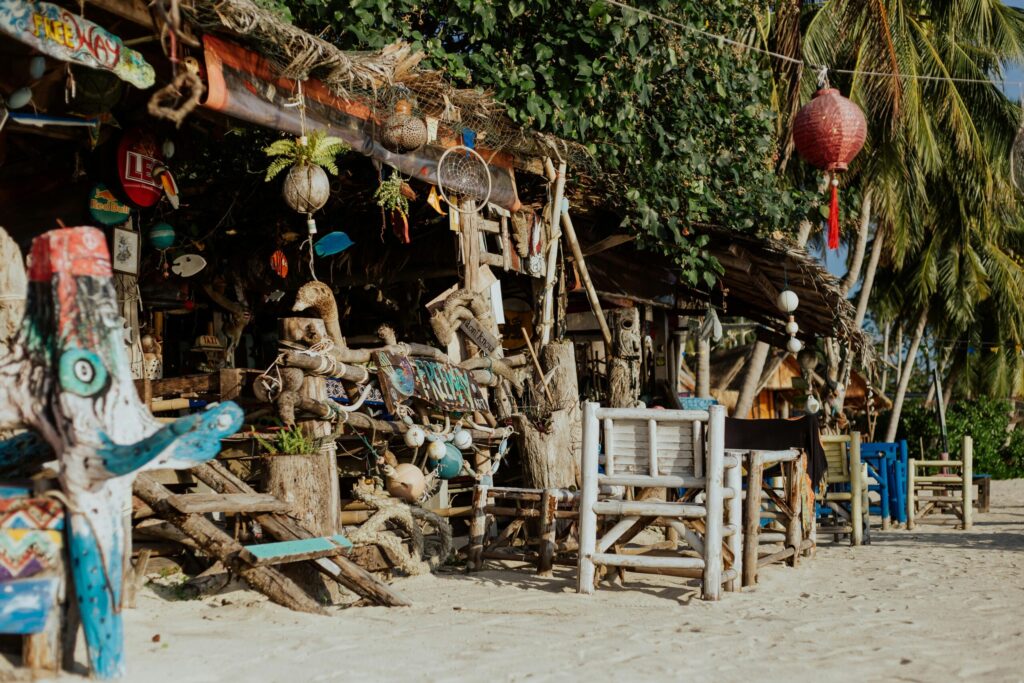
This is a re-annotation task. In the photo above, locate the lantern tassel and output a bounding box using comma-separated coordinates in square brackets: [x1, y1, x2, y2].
[828, 180, 840, 250]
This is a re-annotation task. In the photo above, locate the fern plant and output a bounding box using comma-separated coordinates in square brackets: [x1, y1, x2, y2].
[374, 170, 409, 217]
[263, 130, 348, 182]
[252, 424, 317, 455]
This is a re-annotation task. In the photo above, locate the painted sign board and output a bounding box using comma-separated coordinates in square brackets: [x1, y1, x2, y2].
[375, 351, 487, 413]
[116, 128, 164, 208]
[0, 0, 154, 89]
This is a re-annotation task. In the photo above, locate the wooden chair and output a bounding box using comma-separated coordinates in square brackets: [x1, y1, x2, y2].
[861, 440, 909, 529]
[468, 486, 578, 575]
[735, 448, 812, 587]
[908, 435, 973, 530]
[577, 403, 742, 601]
[817, 433, 869, 546]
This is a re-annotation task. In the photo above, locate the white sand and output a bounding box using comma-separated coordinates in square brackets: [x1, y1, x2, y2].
[51, 480, 1024, 682]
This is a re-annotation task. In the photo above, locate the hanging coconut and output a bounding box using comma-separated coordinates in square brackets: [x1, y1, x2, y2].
[792, 85, 867, 250]
[381, 99, 427, 153]
[282, 163, 331, 215]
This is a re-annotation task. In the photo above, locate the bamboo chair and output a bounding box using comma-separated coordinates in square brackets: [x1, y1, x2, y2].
[861, 440, 909, 528]
[577, 403, 742, 601]
[817, 433, 869, 546]
[907, 435, 973, 530]
[734, 448, 812, 587]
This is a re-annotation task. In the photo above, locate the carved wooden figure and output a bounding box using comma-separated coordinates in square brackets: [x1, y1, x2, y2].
[0, 227, 242, 679]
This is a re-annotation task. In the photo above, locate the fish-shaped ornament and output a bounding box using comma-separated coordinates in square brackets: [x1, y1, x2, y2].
[270, 249, 288, 278]
[171, 254, 207, 277]
[313, 231, 354, 257]
[427, 186, 447, 216]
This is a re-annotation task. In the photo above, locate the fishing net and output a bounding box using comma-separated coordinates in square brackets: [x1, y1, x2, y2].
[184, 0, 590, 169]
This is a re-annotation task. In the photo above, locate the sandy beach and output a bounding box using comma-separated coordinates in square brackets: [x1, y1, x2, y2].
[35, 480, 1024, 683]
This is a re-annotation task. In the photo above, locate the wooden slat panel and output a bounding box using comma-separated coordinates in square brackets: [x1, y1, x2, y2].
[168, 493, 292, 515]
[245, 535, 354, 566]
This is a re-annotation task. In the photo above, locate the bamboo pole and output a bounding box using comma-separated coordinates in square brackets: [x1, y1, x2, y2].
[540, 160, 567, 345]
[962, 435, 973, 530]
[543, 159, 613, 351]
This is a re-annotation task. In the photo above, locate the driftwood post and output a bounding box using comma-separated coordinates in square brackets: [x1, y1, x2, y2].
[742, 453, 763, 587]
[513, 341, 581, 489]
[270, 317, 340, 599]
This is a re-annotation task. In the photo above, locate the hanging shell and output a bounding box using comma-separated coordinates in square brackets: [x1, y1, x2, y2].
[282, 163, 331, 214]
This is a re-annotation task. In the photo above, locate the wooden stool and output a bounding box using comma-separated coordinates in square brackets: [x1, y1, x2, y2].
[973, 474, 991, 514]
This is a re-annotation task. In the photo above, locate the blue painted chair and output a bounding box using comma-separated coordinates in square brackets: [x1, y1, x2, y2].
[861, 441, 909, 527]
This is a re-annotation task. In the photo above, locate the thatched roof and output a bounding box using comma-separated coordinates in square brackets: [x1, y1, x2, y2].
[184, 0, 585, 169]
[582, 227, 870, 356]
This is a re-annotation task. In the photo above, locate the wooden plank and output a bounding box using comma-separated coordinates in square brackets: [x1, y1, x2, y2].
[86, 0, 154, 27]
[168, 492, 292, 515]
[581, 234, 635, 257]
[245, 535, 353, 566]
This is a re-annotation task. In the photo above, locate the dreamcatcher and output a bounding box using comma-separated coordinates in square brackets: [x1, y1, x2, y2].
[436, 144, 492, 214]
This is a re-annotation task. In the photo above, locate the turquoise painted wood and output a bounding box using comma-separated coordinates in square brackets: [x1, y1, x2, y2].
[0, 577, 59, 634]
[245, 535, 353, 565]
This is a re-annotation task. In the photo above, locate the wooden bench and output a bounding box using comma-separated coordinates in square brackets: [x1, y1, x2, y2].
[577, 403, 742, 601]
[817, 433, 869, 546]
[908, 435, 973, 530]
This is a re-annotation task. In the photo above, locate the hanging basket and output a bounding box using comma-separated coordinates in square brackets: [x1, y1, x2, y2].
[282, 163, 331, 214]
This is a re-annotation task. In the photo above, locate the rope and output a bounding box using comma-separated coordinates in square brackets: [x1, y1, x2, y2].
[603, 0, 1024, 89]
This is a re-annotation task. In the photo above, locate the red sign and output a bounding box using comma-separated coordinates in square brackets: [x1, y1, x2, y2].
[116, 128, 163, 208]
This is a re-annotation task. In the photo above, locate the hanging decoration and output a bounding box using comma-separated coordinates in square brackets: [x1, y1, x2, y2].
[88, 183, 130, 226]
[380, 97, 427, 154]
[777, 288, 802, 354]
[170, 254, 206, 277]
[313, 231, 353, 257]
[148, 222, 175, 278]
[116, 128, 165, 208]
[792, 72, 867, 250]
[0, 0, 154, 88]
[270, 249, 289, 278]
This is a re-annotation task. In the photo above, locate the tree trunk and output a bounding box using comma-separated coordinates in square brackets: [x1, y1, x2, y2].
[267, 317, 340, 601]
[697, 338, 711, 399]
[732, 342, 770, 418]
[884, 309, 928, 442]
[841, 189, 873, 296]
[514, 341, 581, 489]
[607, 307, 641, 408]
[855, 222, 885, 328]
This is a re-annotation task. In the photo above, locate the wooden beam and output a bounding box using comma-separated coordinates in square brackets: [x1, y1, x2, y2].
[86, 0, 153, 28]
[581, 234, 636, 258]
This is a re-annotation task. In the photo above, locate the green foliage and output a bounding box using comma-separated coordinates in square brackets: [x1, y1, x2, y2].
[253, 425, 317, 455]
[274, 0, 810, 285]
[263, 130, 349, 181]
[899, 397, 1024, 479]
[374, 170, 410, 217]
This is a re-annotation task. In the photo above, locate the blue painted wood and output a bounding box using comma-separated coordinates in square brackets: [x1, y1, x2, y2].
[0, 576, 59, 635]
[245, 535, 353, 563]
[0, 486, 31, 500]
[861, 441, 909, 525]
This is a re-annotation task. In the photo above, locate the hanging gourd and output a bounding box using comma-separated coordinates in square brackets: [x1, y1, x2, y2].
[792, 75, 867, 250]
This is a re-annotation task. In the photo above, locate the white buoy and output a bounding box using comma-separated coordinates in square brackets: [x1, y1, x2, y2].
[787, 336, 803, 353]
[404, 425, 426, 448]
[452, 428, 472, 450]
[426, 438, 446, 461]
[777, 289, 799, 314]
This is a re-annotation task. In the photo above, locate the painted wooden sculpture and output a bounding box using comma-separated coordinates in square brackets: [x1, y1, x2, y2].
[0, 227, 243, 679]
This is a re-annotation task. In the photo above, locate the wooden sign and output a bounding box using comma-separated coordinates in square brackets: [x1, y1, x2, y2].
[0, 0, 154, 89]
[459, 317, 499, 356]
[116, 128, 163, 208]
[375, 351, 487, 413]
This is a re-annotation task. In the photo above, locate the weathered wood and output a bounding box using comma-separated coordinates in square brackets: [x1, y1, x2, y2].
[742, 454, 763, 587]
[537, 489, 556, 577]
[962, 435, 973, 530]
[785, 457, 804, 568]
[702, 405, 725, 601]
[167, 492, 292, 515]
[514, 341, 581, 489]
[245, 536, 353, 567]
[190, 462, 409, 607]
[0, 226, 26, 343]
[133, 475, 327, 614]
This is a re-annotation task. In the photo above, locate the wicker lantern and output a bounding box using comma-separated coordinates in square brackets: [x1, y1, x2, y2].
[792, 87, 867, 250]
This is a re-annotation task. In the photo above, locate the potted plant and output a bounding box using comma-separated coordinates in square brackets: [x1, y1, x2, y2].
[253, 424, 318, 456]
[264, 130, 349, 216]
[375, 170, 411, 241]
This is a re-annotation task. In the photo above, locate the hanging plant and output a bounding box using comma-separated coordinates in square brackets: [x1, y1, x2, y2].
[374, 170, 410, 217]
[264, 131, 349, 216]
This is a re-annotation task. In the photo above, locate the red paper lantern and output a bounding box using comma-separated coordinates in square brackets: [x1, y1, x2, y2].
[792, 88, 867, 250]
